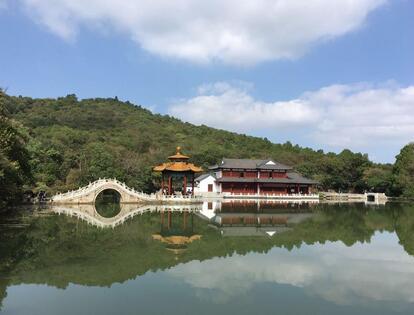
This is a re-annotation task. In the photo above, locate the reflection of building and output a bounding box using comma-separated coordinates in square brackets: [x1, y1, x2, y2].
[152, 211, 202, 253]
[202, 200, 315, 237]
[195, 158, 318, 197]
[50, 199, 316, 239]
[153, 147, 203, 196]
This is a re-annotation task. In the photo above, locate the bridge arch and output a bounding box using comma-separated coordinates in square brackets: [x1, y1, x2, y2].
[93, 185, 124, 204]
[95, 189, 122, 218]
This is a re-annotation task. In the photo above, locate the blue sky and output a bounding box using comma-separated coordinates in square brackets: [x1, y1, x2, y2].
[0, 0, 413, 162]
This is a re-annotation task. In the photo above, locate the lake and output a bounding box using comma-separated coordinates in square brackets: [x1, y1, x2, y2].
[1, 201, 414, 314]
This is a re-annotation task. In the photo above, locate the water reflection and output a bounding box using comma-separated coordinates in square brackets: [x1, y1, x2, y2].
[168, 231, 414, 309]
[153, 211, 201, 254]
[1, 201, 414, 314]
[95, 189, 121, 218]
[51, 203, 201, 228]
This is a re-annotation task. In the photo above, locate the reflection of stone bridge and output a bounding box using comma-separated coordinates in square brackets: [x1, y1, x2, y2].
[50, 178, 201, 204]
[50, 203, 202, 229]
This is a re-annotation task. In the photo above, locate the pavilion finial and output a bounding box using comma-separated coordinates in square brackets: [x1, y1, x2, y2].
[176, 146, 181, 154]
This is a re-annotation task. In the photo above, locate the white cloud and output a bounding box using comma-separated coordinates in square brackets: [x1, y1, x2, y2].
[308, 83, 414, 148]
[17, 0, 386, 65]
[170, 81, 320, 132]
[169, 81, 414, 157]
[167, 232, 414, 308]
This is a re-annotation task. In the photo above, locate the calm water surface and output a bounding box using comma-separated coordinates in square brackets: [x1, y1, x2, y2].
[1, 201, 414, 315]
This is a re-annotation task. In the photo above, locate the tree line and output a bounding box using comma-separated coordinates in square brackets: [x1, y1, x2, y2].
[1, 90, 413, 206]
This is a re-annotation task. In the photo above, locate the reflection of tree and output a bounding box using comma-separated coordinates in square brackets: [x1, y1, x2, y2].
[0, 278, 8, 310]
[271, 203, 377, 250]
[394, 204, 414, 256]
[1, 202, 414, 308]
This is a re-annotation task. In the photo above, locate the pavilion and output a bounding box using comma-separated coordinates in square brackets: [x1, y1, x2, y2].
[153, 147, 203, 196]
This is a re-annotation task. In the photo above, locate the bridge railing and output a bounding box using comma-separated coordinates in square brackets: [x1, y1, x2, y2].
[52, 178, 154, 201]
[52, 178, 203, 202]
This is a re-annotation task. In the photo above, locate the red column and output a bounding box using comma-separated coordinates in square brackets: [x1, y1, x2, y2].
[191, 175, 195, 196]
[183, 175, 187, 195]
[168, 211, 171, 229]
[168, 176, 172, 195]
[161, 173, 165, 195]
[183, 212, 187, 229]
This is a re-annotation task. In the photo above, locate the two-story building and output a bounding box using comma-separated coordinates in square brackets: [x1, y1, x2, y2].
[195, 158, 318, 196]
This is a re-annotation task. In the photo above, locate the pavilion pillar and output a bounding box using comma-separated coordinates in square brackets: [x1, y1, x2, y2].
[191, 175, 195, 196]
[296, 184, 300, 194]
[183, 175, 187, 195]
[168, 176, 172, 195]
[161, 173, 165, 195]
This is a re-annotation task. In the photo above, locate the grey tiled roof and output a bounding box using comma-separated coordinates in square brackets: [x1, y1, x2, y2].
[286, 172, 319, 184]
[195, 173, 216, 182]
[209, 158, 293, 170]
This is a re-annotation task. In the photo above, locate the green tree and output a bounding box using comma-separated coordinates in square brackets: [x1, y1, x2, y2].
[0, 92, 32, 206]
[394, 143, 414, 198]
[363, 164, 393, 194]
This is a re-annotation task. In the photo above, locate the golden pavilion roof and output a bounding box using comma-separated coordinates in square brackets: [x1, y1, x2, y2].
[152, 234, 202, 245]
[168, 146, 190, 160]
[153, 147, 203, 173]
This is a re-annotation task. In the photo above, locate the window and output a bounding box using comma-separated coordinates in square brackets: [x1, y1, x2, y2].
[208, 184, 213, 192]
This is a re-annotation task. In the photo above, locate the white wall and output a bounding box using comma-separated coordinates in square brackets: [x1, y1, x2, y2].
[194, 175, 220, 194]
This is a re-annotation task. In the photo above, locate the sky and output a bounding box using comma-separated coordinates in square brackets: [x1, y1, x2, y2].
[0, 0, 413, 163]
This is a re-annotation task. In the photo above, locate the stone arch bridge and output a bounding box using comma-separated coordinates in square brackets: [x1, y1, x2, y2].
[50, 178, 200, 204]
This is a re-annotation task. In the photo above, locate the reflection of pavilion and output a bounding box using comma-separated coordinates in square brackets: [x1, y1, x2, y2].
[152, 210, 202, 253]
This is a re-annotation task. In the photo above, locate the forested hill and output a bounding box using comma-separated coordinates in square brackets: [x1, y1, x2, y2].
[1, 91, 413, 204]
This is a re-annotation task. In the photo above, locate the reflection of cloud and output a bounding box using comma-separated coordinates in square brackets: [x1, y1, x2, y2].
[167, 232, 414, 307]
